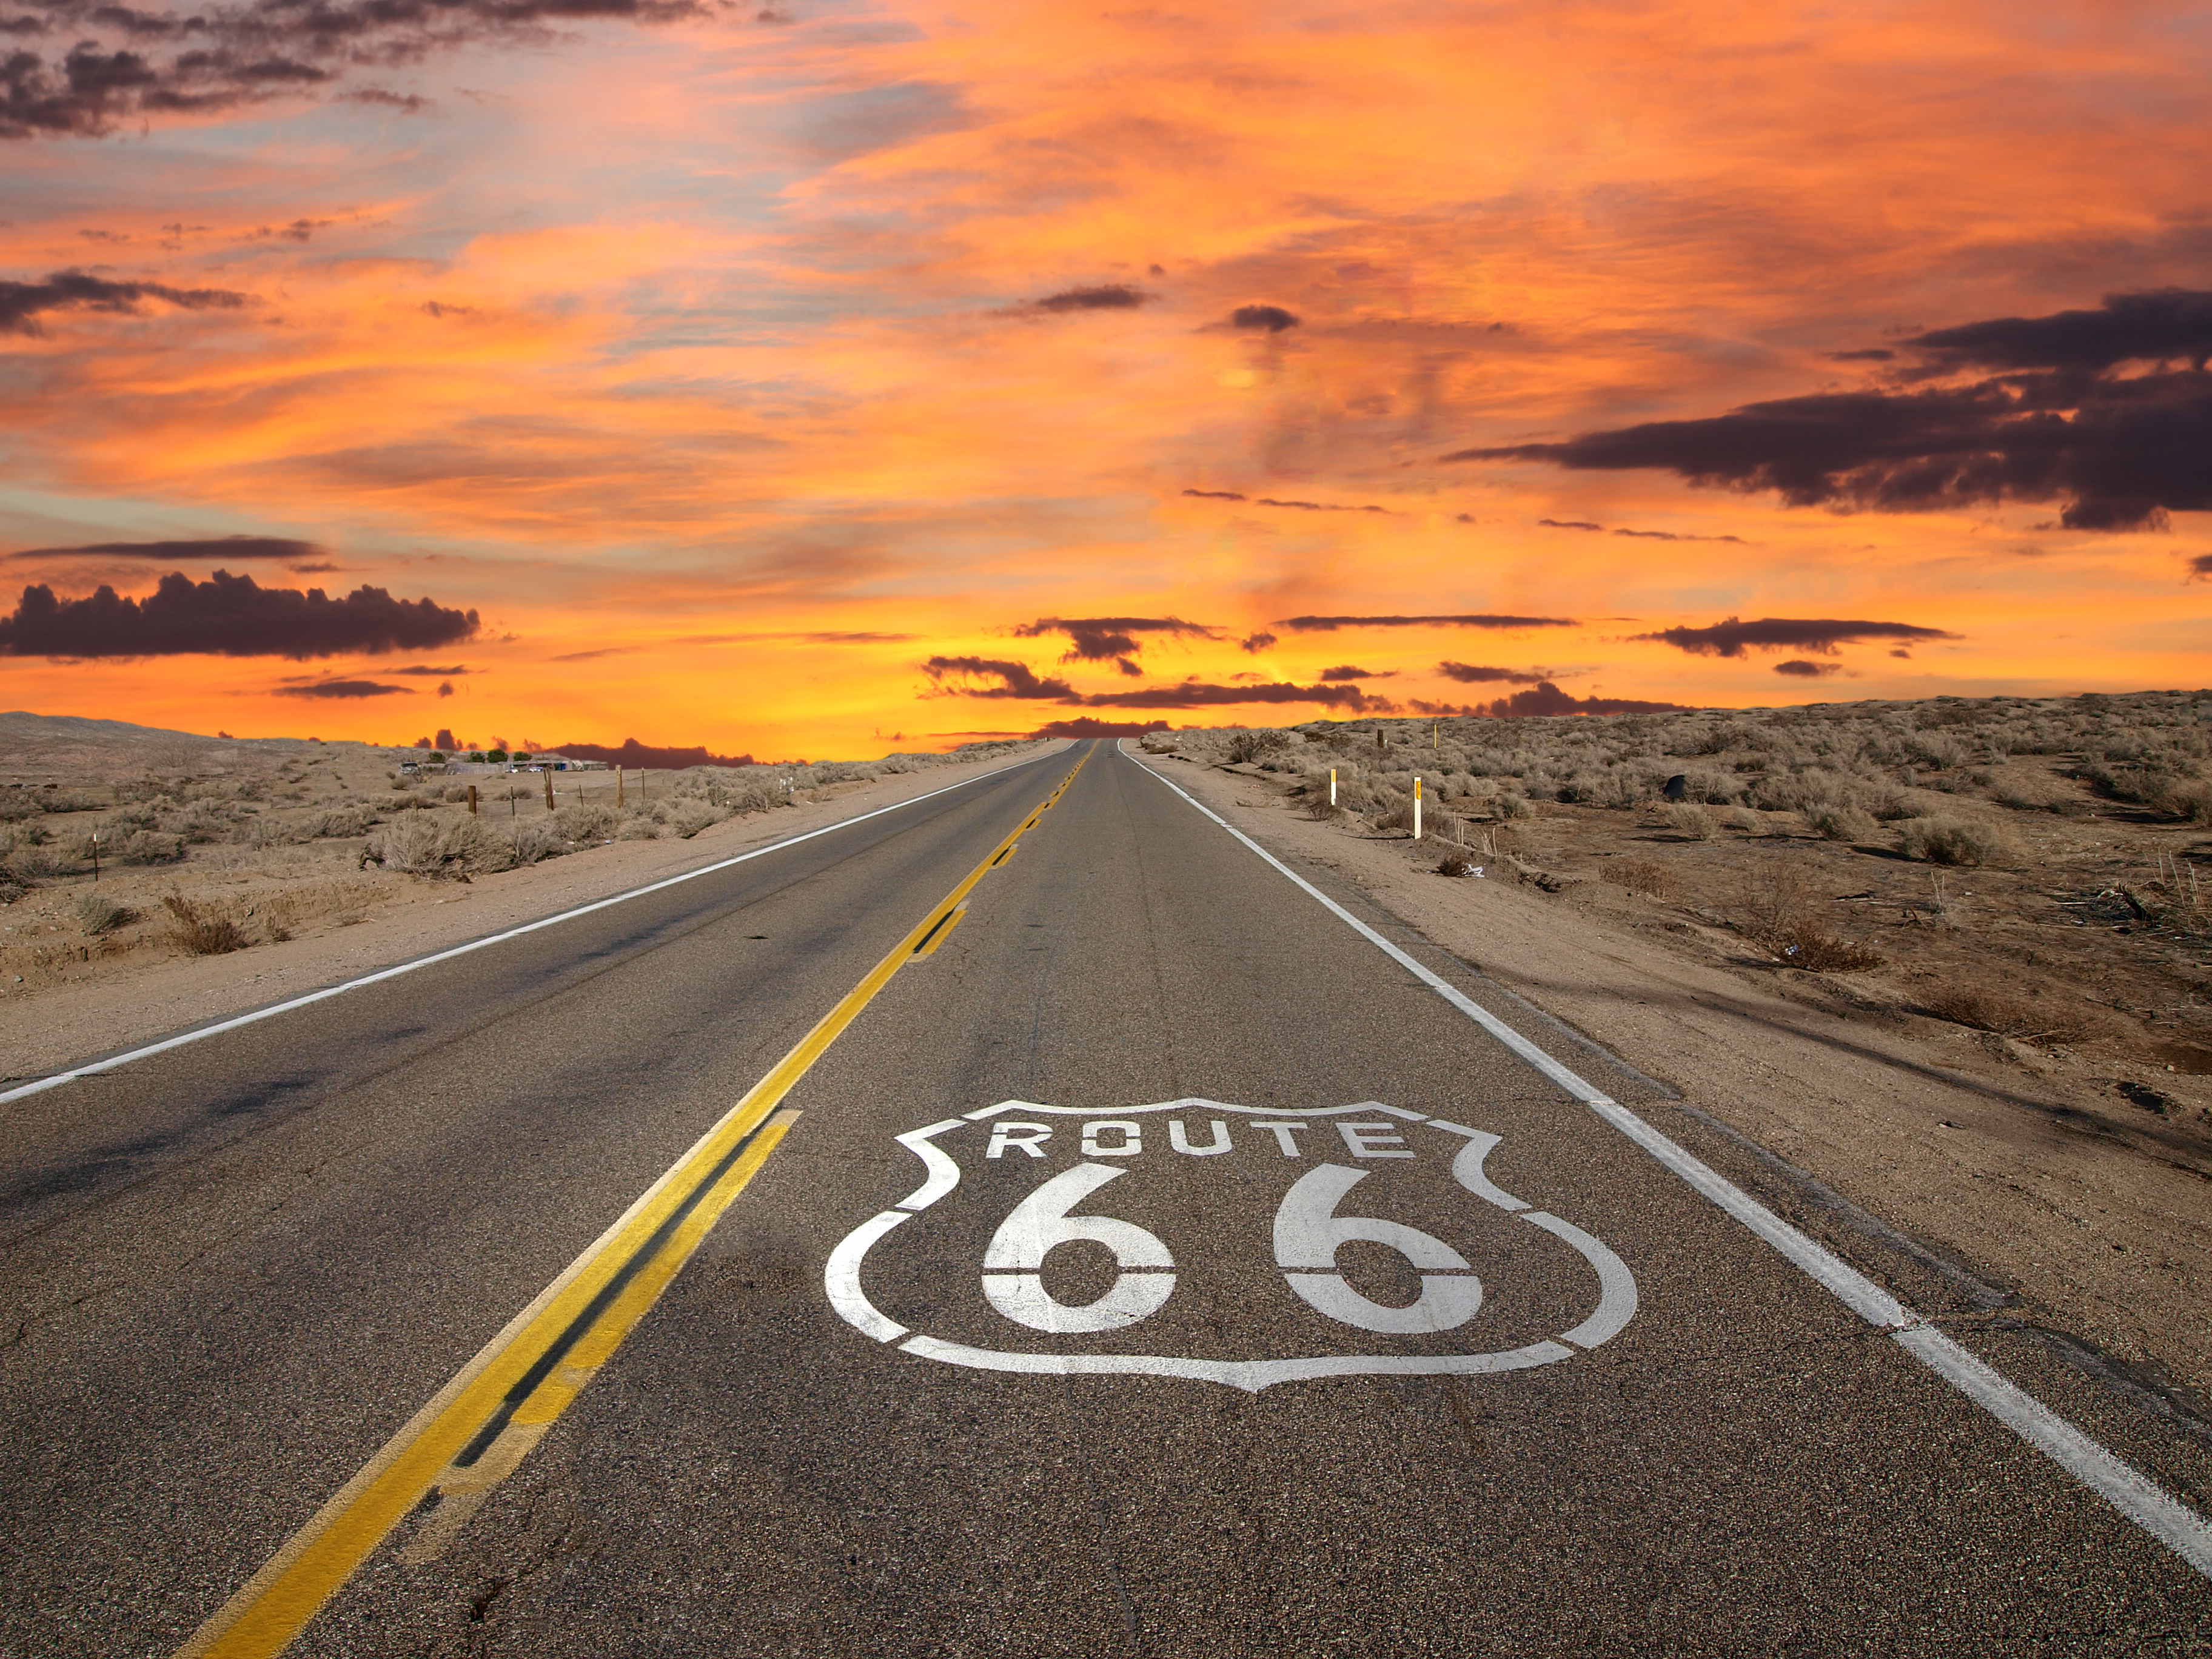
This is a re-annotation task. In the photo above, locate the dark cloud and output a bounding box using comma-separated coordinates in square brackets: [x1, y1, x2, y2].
[1829, 349, 1895, 363]
[387, 663, 468, 675]
[1903, 287, 2212, 373]
[1478, 682, 1688, 717]
[287, 560, 341, 573]
[2186, 552, 2212, 579]
[1230, 304, 1299, 332]
[1436, 661, 1546, 684]
[1029, 717, 1158, 739]
[0, 569, 479, 659]
[1277, 613, 1577, 632]
[1612, 528, 1746, 544]
[1448, 289, 2212, 532]
[274, 678, 411, 699]
[1774, 659, 1842, 678]
[0, 269, 250, 333]
[1012, 615, 1217, 675]
[1318, 664, 1390, 682]
[1238, 631, 1276, 654]
[1182, 488, 1246, 501]
[1, 0, 712, 139]
[1632, 615, 1957, 658]
[10, 533, 316, 562]
[921, 655, 1076, 699]
[1074, 680, 1396, 712]
[557, 738, 759, 768]
[342, 87, 428, 111]
[1254, 497, 1388, 514]
[436, 679, 453, 697]
[1031, 284, 1151, 313]
[1538, 518, 1603, 531]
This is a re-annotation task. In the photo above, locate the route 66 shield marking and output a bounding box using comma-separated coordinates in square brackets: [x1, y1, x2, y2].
[825, 1099, 1637, 1392]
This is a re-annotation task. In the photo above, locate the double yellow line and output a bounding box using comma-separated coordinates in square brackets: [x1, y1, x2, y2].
[179, 746, 1091, 1658]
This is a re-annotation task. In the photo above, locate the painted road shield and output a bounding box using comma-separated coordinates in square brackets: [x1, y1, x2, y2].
[826, 1099, 1636, 1393]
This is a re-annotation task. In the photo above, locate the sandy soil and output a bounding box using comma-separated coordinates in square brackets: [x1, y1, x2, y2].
[1131, 744, 2212, 1409]
[0, 740, 1067, 1083]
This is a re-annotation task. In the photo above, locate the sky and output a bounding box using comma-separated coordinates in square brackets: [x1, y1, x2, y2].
[2, 0, 2208, 758]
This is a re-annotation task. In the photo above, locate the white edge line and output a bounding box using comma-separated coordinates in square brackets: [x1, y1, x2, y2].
[2, 749, 1061, 1110]
[1123, 743, 2212, 1582]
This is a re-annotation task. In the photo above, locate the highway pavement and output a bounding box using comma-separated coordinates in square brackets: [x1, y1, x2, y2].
[2, 739, 2207, 1657]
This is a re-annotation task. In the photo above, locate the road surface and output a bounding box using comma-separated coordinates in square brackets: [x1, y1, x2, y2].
[2, 739, 2207, 1657]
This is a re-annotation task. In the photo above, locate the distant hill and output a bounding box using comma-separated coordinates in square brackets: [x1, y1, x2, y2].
[0, 710, 387, 777]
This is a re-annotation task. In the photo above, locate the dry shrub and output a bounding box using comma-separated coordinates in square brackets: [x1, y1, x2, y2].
[112, 828, 186, 865]
[1898, 815, 2025, 867]
[1663, 803, 1715, 840]
[162, 894, 247, 956]
[369, 812, 513, 875]
[1806, 803, 1878, 843]
[1769, 925, 1883, 972]
[1493, 793, 1533, 821]
[1735, 857, 1879, 970]
[1227, 729, 1292, 765]
[1305, 792, 1344, 820]
[74, 891, 136, 935]
[1436, 853, 1474, 877]
[1723, 805, 1767, 835]
[1606, 856, 1680, 900]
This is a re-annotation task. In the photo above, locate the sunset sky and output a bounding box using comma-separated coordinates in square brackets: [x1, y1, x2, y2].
[2, 0, 2208, 757]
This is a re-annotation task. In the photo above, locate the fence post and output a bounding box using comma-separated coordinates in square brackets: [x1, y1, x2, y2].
[468, 785, 478, 816]
[617, 766, 625, 808]
[1413, 774, 1423, 840]
[1329, 767, 1337, 807]
[543, 769, 554, 811]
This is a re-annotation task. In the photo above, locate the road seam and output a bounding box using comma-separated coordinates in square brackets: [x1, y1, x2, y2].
[2, 749, 1062, 1109]
[1128, 746, 2212, 1581]
[172, 751, 1090, 1659]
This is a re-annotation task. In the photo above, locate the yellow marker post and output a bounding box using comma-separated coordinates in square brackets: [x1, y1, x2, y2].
[1329, 767, 1336, 808]
[1413, 774, 1423, 840]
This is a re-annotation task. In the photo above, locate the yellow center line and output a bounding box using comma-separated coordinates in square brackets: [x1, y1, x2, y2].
[177, 746, 1092, 1659]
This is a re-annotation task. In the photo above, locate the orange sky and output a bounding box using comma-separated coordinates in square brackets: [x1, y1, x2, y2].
[2, 0, 2207, 756]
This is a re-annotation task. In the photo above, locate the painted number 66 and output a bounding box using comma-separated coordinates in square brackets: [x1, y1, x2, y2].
[978, 1162, 1482, 1336]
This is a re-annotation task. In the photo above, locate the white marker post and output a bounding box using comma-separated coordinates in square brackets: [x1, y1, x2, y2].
[1413, 775, 1423, 840]
[1329, 768, 1337, 808]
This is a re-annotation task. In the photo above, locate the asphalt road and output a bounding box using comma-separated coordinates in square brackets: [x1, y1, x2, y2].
[3, 740, 2207, 1657]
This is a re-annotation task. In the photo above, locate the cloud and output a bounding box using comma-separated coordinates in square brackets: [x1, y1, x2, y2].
[274, 678, 412, 699]
[1632, 615, 1957, 658]
[9, 533, 317, 562]
[1, 0, 714, 139]
[1903, 287, 2212, 372]
[1319, 663, 1395, 682]
[2188, 554, 2212, 581]
[1774, 659, 1842, 677]
[1277, 612, 1577, 632]
[921, 655, 1076, 699]
[1229, 304, 1299, 332]
[1012, 615, 1218, 675]
[1028, 717, 1159, 739]
[437, 679, 454, 697]
[1073, 679, 1396, 712]
[1538, 518, 1603, 531]
[387, 663, 468, 675]
[557, 738, 759, 768]
[0, 270, 250, 334]
[1031, 284, 1151, 313]
[1253, 497, 1389, 514]
[1478, 682, 1689, 717]
[1612, 528, 1747, 544]
[0, 569, 480, 659]
[1436, 661, 1546, 684]
[1447, 289, 2212, 532]
[1182, 488, 1247, 501]
[1238, 631, 1276, 654]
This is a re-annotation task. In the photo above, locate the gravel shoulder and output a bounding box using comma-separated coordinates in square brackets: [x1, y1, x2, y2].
[1129, 743, 2212, 1410]
[0, 741, 1068, 1085]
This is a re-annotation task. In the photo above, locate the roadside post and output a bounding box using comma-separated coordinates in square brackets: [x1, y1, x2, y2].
[617, 766, 625, 807]
[90, 832, 99, 883]
[467, 785, 478, 816]
[543, 770, 555, 811]
[1329, 767, 1337, 807]
[1413, 775, 1423, 840]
